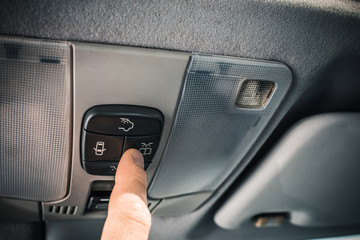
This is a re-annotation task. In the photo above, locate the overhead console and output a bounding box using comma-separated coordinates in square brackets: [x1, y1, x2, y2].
[47, 42, 291, 218]
[41, 41, 191, 220]
[0, 36, 293, 221]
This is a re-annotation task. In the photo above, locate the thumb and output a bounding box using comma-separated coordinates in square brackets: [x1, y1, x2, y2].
[101, 149, 151, 240]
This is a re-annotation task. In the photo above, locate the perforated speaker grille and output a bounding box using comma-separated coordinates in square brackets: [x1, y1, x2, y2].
[0, 36, 71, 201]
[149, 54, 292, 198]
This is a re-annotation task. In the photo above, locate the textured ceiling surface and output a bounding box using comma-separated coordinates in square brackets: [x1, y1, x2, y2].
[1, 0, 360, 91]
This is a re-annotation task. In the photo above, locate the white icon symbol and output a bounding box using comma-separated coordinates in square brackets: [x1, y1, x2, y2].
[110, 166, 117, 171]
[118, 118, 134, 132]
[139, 142, 153, 156]
[93, 141, 106, 156]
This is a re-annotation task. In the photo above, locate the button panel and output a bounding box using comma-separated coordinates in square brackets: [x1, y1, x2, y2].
[81, 105, 163, 175]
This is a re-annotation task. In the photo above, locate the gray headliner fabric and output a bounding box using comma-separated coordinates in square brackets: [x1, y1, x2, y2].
[1, 0, 360, 92]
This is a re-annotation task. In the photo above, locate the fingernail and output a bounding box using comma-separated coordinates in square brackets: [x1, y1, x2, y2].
[131, 150, 144, 168]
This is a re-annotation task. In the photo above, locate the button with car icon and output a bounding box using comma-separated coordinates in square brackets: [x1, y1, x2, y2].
[118, 118, 134, 132]
[82, 132, 124, 162]
[83, 106, 163, 136]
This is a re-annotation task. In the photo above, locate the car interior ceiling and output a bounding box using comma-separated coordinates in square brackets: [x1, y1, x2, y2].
[1, 0, 360, 240]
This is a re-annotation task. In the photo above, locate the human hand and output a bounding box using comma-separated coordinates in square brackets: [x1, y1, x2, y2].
[101, 149, 151, 240]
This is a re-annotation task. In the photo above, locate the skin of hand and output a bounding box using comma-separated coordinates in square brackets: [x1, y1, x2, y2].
[101, 149, 151, 240]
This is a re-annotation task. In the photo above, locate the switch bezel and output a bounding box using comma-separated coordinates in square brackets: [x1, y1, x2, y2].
[81, 105, 164, 175]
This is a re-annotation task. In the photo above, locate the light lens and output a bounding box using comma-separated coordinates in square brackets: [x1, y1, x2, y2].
[236, 80, 275, 108]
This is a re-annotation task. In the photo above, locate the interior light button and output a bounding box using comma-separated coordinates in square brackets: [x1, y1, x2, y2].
[123, 135, 161, 162]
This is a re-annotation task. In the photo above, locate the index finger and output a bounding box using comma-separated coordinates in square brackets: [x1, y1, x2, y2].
[113, 148, 147, 204]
